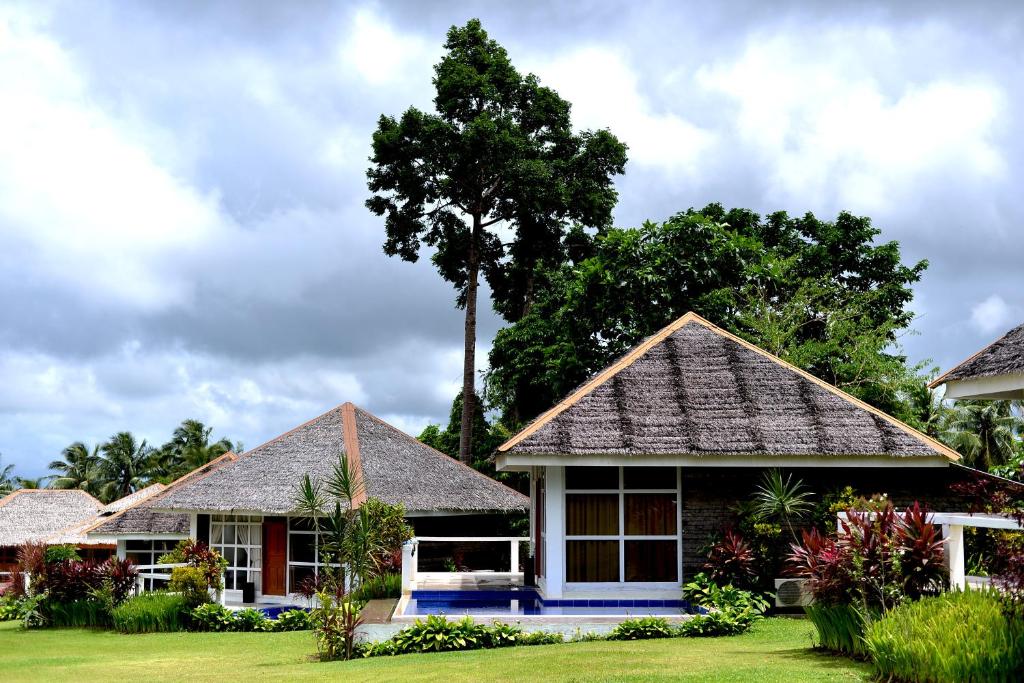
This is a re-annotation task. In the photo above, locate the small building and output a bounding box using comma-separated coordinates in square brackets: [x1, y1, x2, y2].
[930, 321, 1024, 399]
[496, 312, 974, 601]
[0, 489, 107, 574]
[138, 402, 528, 603]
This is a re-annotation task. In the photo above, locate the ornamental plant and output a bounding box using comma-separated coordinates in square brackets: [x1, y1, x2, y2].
[159, 539, 228, 591]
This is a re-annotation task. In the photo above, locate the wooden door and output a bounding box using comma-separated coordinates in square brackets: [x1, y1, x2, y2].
[262, 518, 287, 596]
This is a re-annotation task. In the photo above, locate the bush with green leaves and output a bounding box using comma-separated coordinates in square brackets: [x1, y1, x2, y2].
[272, 608, 312, 632]
[168, 565, 211, 608]
[112, 592, 189, 633]
[865, 589, 1024, 683]
[189, 603, 235, 632]
[350, 572, 401, 602]
[391, 614, 484, 653]
[43, 545, 81, 565]
[0, 595, 31, 622]
[41, 598, 109, 628]
[608, 617, 674, 640]
[233, 607, 271, 632]
[802, 603, 872, 658]
[678, 609, 752, 637]
[682, 573, 769, 636]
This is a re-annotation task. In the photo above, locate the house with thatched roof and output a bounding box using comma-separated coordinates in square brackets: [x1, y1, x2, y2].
[134, 402, 527, 602]
[929, 321, 1024, 400]
[495, 312, 978, 600]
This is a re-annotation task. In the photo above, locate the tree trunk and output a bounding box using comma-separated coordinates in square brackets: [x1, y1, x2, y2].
[459, 214, 481, 465]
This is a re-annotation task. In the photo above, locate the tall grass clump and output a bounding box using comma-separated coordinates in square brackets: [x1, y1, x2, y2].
[803, 603, 873, 658]
[351, 573, 401, 603]
[112, 592, 188, 634]
[865, 589, 1024, 683]
[43, 599, 110, 628]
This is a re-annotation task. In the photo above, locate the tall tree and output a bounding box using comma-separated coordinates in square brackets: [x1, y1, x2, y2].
[0, 454, 17, 494]
[486, 205, 927, 425]
[98, 432, 153, 502]
[367, 19, 626, 462]
[942, 401, 1024, 471]
[15, 475, 53, 489]
[49, 442, 101, 496]
[154, 419, 236, 481]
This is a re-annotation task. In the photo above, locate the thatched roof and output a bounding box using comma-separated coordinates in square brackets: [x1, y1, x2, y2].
[151, 403, 528, 515]
[930, 322, 1024, 386]
[499, 312, 958, 461]
[0, 489, 103, 547]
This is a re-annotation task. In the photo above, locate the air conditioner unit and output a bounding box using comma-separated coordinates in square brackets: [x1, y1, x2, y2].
[775, 578, 813, 607]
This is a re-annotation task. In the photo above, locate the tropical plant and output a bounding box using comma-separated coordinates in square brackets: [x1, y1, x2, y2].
[272, 609, 312, 632]
[189, 603, 235, 632]
[752, 469, 814, 541]
[233, 607, 271, 632]
[865, 589, 1024, 682]
[608, 617, 674, 640]
[48, 442, 102, 496]
[44, 545, 81, 565]
[704, 530, 757, 589]
[367, 19, 627, 460]
[14, 475, 53, 489]
[803, 603, 870, 657]
[311, 587, 363, 661]
[942, 400, 1024, 471]
[98, 431, 153, 501]
[159, 539, 227, 591]
[153, 419, 237, 481]
[0, 453, 18, 494]
[168, 566, 212, 608]
[111, 592, 189, 633]
[389, 614, 485, 654]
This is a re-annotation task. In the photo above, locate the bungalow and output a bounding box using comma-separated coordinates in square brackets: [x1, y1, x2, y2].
[495, 312, 974, 600]
[123, 402, 528, 603]
[929, 320, 1024, 400]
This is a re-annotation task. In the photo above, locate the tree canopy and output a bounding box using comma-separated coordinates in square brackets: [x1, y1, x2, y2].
[486, 203, 928, 425]
[367, 18, 627, 462]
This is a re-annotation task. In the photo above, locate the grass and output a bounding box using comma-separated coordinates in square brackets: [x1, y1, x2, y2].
[0, 617, 869, 682]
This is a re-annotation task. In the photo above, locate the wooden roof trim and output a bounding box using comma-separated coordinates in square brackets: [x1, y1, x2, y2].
[928, 326, 1015, 389]
[341, 402, 368, 508]
[498, 311, 960, 462]
[498, 312, 702, 452]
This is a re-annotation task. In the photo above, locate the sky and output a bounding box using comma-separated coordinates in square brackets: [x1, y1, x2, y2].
[1, 1, 1022, 477]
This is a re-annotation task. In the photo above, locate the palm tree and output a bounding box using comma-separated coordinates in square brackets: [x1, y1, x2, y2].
[98, 432, 153, 502]
[942, 400, 1024, 472]
[905, 381, 953, 439]
[0, 453, 17, 494]
[49, 442, 102, 495]
[156, 419, 236, 481]
[753, 469, 815, 542]
[14, 475, 54, 489]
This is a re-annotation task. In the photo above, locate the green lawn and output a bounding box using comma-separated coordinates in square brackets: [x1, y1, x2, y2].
[0, 618, 869, 682]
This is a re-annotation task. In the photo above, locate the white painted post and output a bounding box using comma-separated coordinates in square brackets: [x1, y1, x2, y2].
[544, 466, 565, 599]
[509, 539, 518, 573]
[943, 524, 966, 590]
[116, 540, 127, 561]
[401, 539, 417, 593]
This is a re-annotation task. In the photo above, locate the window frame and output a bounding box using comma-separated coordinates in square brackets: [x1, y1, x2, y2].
[564, 466, 682, 586]
[210, 514, 264, 591]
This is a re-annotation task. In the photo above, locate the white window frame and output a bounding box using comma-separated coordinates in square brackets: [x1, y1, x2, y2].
[564, 466, 682, 587]
[124, 539, 179, 591]
[210, 514, 263, 591]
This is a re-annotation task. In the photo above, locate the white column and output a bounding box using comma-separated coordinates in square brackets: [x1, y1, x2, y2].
[509, 539, 519, 573]
[543, 465, 565, 599]
[189, 513, 198, 540]
[116, 540, 127, 561]
[943, 524, 966, 590]
[401, 540, 417, 593]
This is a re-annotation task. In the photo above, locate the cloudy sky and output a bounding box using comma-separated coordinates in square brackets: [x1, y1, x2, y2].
[1, 1, 1021, 477]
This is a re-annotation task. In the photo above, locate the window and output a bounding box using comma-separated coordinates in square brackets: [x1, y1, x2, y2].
[124, 540, 179, 590]
[287, 517, 336, 593]
[210, 514, 263, 591]
[564, 466, 679, 583]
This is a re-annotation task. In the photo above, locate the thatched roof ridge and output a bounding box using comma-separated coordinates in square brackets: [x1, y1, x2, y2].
[152, 403, 528, 515]
[0, 489, 103, 547]
[85, 480, 191, 538]
[930, 322, 1024, 387]
[500, 312, 958, 460]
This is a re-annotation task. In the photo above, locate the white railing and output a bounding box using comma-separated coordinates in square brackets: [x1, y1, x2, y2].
[134, 563, 227, 605]
[401, 536, 530, 593]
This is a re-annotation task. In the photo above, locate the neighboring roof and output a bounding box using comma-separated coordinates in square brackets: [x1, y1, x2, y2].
[101, 483, 166, 514]
[930, 322, 1024, 387]
[152, 403, 528, 515]
[499, 312, 959, 461]
[0, 489, 103, 547]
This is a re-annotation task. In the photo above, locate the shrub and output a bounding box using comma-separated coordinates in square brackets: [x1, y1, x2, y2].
[866, 589, 1024, 683]
[190, 603, 235, 632]
[311, 589, 362, 661]
[351, 572, 401, 602]
[41, 599, 109, 628]
[169, 566, 211, 608]
[112, 592, 189, 633]
[390, 614, 485, 654]
[272, 608, 312, 632]
[233, 607, 271, 632]
[803, 603, 873, 658]
[518, 630, 563, 645]
[160, 540, 228, 591]
[44, 545, 81, 565]
[44, 559, 103, 603]
[678, 609, 751, 637]
[0, 595, 29, 621]
[704, 531, 757, 589]
[682, 574, 769, 636]
[481, 620, 523, 648]
[608, 617, 674, 640]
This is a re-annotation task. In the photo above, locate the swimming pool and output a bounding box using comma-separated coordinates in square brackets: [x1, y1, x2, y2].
[402, 589, 693, 617]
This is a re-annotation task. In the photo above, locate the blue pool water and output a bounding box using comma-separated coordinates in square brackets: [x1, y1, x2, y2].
[404, 590, 693, 616]
[258, 605, 308, 619]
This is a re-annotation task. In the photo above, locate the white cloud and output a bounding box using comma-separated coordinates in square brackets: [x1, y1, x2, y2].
[970, 294, 1014, 335]
[695, 29, 1005, 212]
[530, 47, 714, 175]
[0, 7, 233, 311]
[339, 9, 438, 87]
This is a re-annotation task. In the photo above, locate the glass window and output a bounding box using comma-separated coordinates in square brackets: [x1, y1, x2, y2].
[567, 541, 619, 582]
[625, 541, 678, 582]
[623, 467, 676, 490]
[566, 494, 618, 535]
[290, 533, 316, 563]
[565, 466, 618, 490]
[624, 494, 677, 535]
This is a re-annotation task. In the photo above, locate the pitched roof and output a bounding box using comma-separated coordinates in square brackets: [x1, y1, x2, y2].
[152, 403, 528, 515]
[930, 322, 1024, 387]
[499, 312, 958, 461]
[0, 489, 103, 547]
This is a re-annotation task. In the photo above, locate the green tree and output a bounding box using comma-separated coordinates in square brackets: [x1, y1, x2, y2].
[903, 380, 954, 439]
[367, 19, 627, 463]
[486, 205, 927, 425]
[98, 432, 153, 502]
[942, 401, 1023, 471]
[14, 475, 53, 489]
[153, 419, 237, 482]
[0, 453, 15, 495]
[49, 442, 102, 496]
